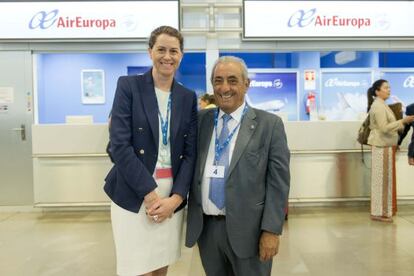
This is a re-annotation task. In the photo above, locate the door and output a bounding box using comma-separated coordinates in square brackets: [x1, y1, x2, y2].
[0, 51, 33, 205]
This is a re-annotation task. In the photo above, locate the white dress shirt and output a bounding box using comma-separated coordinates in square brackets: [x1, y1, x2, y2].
[201, 102, 246, 215]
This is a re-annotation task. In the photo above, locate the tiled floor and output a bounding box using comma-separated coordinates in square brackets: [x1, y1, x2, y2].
[1, 205, 414, 276]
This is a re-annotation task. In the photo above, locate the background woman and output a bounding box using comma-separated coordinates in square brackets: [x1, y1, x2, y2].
[198, 93, 216, 109]
[367, 79, 414, 222]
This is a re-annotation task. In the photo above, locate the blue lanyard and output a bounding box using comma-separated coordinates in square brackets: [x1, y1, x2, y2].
[158, 95, 171, 146]
[214, 105, 249, 164]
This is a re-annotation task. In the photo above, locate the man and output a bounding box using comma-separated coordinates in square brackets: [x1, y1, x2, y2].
[399, 103, 414, 165]
[186, 56, 290, 276]
[409, 104, 414, 166]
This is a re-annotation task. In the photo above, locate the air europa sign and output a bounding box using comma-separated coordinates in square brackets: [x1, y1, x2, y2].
[0, 1, 178, 39]
[29, 10, 116, 30]
[244, 1, 414, 39]
[288, 8, 371, 29]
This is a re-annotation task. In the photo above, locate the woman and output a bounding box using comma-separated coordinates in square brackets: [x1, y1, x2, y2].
[199, 93, 216, 109]
[367, 79, 414, 222]
[104, 26, 197, 275]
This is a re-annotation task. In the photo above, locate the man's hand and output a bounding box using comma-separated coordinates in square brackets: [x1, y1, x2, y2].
[147, 194, 183, 223]
[259, 231, 280, 262]
[409, 157, 414, 166]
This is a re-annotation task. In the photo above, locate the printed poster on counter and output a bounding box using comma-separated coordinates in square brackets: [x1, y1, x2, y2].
[379, 71, 414, 109]
[81, 69, 105, 104]
[247, 70, 298, 121]
[321, 71, 372, 121]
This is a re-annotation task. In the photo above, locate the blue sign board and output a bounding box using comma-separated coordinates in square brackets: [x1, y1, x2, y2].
[380, 71, 414, 108]
[321, 71, 372, 121]
[247, 71, 298, 120]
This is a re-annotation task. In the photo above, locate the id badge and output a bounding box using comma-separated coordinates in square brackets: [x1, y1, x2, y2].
[206, 165, 225, 178]
[155, 167, 173, 179]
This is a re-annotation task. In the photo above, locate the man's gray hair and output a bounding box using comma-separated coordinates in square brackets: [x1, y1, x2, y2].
[210, 56, 249, 83]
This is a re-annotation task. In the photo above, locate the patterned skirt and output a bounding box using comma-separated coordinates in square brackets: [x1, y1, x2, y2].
[370, 146, 397, 218]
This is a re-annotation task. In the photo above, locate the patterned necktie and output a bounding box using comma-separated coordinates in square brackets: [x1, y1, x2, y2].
[209, 113, 232, 210]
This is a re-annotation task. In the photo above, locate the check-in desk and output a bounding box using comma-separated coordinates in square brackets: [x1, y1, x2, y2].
[32, 124, 112, 206]
[286, 121, 414, 203]
[32, 122, 414, 207]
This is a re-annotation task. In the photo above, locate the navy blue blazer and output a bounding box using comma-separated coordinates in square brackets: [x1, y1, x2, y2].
[399, 103, 414, 157]
[104, 69, 198, 213]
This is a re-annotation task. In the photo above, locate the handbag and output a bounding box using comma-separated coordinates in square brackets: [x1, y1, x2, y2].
[388, 102, 403, 120]
[357, 114, 370, 146]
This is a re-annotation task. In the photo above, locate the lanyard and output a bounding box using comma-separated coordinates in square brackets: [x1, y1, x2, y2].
[214, 105, 248, 164]
[158, 95, 171, 146]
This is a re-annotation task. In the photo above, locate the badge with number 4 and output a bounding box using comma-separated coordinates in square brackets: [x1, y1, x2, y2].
[206, 165, 225, 178]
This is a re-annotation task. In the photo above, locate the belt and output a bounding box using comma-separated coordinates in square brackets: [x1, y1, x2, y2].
[204, 214, 226, 220]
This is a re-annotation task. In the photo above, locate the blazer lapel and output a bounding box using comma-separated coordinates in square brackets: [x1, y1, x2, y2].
[227, 107, 257, 177]
[170, 80, 183, 146]
[198, 109, 215, 183]
[141, 70, 159, 144]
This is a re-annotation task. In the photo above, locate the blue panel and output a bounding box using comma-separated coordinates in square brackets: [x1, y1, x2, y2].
[379, 52, 414, 68]
[127, 66, 150, 75]
[320, 51, 375, 68]
[248, 72, 298, 120]
[379, 71, 414, 107]
[220, 53, 274, 68]
[179, 52, 206, 75]
[321, 71, 371, 121]
[219, 52, 294, 69]
[37, 52, 206, 124]
[127, 53, 206, 96]
[37, 53, 152, 124]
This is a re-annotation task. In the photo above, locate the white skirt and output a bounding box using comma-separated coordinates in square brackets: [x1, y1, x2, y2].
[111, 176, 184, 276]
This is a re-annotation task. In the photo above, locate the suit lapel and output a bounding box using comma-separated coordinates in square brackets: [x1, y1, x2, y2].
[141, 70, 159, 144]
[227, 107, 257, 177]
[198, 109, 215, 182]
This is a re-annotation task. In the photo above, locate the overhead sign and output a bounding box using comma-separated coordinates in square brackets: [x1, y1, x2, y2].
[244, 1, 414, 39]
[0, 1, 178, 40]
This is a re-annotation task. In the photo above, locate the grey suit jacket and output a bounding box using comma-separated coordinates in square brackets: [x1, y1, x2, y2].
[185, 106, 290, 258]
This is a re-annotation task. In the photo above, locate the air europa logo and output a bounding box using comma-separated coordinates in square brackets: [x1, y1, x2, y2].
[29, 9, 116, 30]
[403, 76, 414, 88]
[250, 79, 283, 89]
[288, 8, 371, 29]
[324, 78, 363, 87]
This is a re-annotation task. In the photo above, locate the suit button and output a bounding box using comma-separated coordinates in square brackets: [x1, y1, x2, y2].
[138, 128, 144, 132]
[183, 134, 188, 138]
[139, 149, 145, 154]
[179, 155, 183, 159]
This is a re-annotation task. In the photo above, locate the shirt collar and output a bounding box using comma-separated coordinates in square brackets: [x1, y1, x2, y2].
[218, 102, 246, 124]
